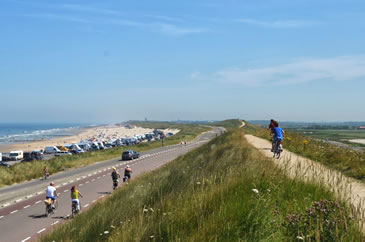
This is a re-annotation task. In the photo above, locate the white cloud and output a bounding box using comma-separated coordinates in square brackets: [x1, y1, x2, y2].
[192, 56, 365, 86]
[235, 18, 323, 28]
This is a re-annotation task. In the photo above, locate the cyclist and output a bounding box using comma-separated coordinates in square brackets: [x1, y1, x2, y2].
[124, 165, 132, 182]
[46, 182, 58, 208]
[268, 119, 275, 136]
[71, 185, 83, 211]
[111, 166, 120, 181]
[272, 121, 285, 152]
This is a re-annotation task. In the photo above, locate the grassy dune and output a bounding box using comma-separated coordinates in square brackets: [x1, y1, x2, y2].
[0, 123, 208, 187]
[244, 122, 365, 181]
[42, 128, 362, 241]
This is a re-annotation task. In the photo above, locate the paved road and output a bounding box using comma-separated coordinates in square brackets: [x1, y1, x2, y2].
[0, 127, 224, 242]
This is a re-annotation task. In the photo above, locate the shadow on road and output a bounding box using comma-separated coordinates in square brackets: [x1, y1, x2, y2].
[98, 192, 109, 195]
[29, 214, 46, 219]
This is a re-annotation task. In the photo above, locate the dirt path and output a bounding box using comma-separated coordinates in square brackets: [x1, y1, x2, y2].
[245, 134, 365, 229]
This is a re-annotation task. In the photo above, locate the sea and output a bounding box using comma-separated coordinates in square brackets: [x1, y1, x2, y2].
[0, 123, 95, 145]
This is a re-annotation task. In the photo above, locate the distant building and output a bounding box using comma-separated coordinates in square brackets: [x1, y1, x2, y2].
[360, 126, 365, 129]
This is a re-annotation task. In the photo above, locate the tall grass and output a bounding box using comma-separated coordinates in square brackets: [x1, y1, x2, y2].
[42, 129, 362, 241]
[0, 124, 209, 187]
[244, 122, 365, 181]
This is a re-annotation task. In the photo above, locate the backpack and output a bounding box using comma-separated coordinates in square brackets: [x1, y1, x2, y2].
[112, 171, 118, 180]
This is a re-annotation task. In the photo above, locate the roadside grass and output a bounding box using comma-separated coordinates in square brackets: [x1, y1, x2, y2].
[244, 123, 365, 181]
[0, 124, 209, 187]
[42, 129, 362, 241]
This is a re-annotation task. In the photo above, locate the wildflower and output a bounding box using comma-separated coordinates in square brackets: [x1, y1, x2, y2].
[143, 208, 149, 213]
[252, 189, 259, 194]
[149, 208, 154, 212]
[297, 236, 304, 240]
[150, 235, 154, 238]
[110, 225, 116, 229]
[267, 189, 271, 193]
[197, 182, 201, 185]
[104, 231, 109, 234]
[303, 140, 309, 145]
[163, 213, 167, 216]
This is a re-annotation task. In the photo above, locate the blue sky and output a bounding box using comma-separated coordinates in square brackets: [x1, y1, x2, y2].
[1, 0, 365, 123]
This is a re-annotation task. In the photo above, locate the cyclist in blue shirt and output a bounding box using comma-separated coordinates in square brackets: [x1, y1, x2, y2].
[272, 121, 285, 151]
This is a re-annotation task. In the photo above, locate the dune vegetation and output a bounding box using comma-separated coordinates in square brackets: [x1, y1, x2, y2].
[244, 122, 365, 181]
[0, 123, 209, 187]
[42, 128, 362, 241]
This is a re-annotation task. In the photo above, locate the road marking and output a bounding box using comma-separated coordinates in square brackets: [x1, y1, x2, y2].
[35, 200, 41, 204]
[103, 174, 106, 177]
[92, 200, 96, 203]
[2, 203, 10, 207]
[91, 179, 96, 182]
[62, 183, 67, 186]
[64, 189, 69, 193]
[10, 210, 18, 214]
[84, 203, 89, 208]
[21, 236, 31, 242]
[69, 180, 74, 183]
[100, 195, 105, 198]
[51, 221, 59, 226]
[88, 174, 92, 177]
[25, 194, 33, 199]
[97, 177, 101, 179]
[79, 184, 83, 186]
[24, 205, 31, 209]
[82, 176, 86, 179]
[15, 199, 22, 203]
[0, 215, 4, 219]
[103, 169, 106, 171]
[76, 178, 81, 181]
[37, 228, 46, 234]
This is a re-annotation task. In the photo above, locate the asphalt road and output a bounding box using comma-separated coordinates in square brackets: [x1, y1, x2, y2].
[0, 127, 224, 242]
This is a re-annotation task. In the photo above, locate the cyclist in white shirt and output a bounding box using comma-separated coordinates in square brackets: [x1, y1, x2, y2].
[46, 182, 58, 208]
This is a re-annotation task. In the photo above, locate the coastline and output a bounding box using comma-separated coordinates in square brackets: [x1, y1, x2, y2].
[0, 125, 179, 153]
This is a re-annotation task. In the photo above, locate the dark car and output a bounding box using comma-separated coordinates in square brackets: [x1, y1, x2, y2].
[0, 162, 10, 167]
[23, 151, 44, 162]
[121, 150, 140, 160]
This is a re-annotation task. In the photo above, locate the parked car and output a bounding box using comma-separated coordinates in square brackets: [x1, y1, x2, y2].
[0, 152, 2, 162]
[55, 151, 72, 156]
[121, 150, 140, 160]
[45, 146, 60, 154]
[9, 150, 24, 161]
[22, 151, 43, 161]
[78, 143, 91, 152]
[90, 142, 99, 151]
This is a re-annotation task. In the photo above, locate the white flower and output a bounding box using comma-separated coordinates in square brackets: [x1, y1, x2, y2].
[252, 189, 259, 194]
[197, 182, 201, 185]
[143, 208, 149, 213]
[104, 231, 109, 234]
[149, 208, 154, 212]
[150, 235, 154, 238]
[110, 225, 116, 229]
[297, 236, 304, 240]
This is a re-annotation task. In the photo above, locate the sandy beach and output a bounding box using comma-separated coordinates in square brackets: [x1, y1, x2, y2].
[0, 125, 180, 153]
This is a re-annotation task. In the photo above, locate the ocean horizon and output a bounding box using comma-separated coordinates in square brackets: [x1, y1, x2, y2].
[0, 123, 98, 145]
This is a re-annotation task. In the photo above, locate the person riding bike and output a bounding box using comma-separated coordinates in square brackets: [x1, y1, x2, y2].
[71, 185, 83, 212]
[111, 167, 120, 182]
[124, 165, 132, 182]
[272, 121, 285, 152]
[46, 182, 58, 208]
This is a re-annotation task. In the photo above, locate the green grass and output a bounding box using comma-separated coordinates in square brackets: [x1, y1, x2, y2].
[0, 123, 209, 187]
[244, 122, 365, 181]
[41, 129, 362, 241]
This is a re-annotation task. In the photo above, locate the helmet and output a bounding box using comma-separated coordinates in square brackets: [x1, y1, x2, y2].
[113, 167, 116, 170]
[50, 182, 55, 186]
[126, 165, 130, 168]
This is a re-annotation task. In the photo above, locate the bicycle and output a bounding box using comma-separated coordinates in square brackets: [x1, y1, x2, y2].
[272, 139, 282, 159]
[45, 199, 58, 217]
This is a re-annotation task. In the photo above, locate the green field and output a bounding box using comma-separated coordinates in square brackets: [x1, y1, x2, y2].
[42, 127, 362, 241]
[287, 128, 365, 147]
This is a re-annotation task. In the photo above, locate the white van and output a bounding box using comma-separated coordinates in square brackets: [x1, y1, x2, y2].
[71, 144, 84, 153]
[0, 153, 2, 162]
[9, 150, 24, 161]
[44, 146, 60, 154]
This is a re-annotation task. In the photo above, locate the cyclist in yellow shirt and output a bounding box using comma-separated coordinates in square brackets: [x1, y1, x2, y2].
[71, 185, 83, 211]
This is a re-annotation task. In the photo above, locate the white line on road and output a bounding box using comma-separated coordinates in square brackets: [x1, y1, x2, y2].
[85, 181, 89, 184]
[79, 184, 83, 186]
[103, 174, 106, 177]
[35, 200, 41, 204]
[37, 228, 46, 234]
[84, 203, 89, 208]
[92, 200, 96, 203]
[51, 221, 59, 226]
[24, 205, 31, 209]
[82, 176, 86, 178]
[100, 195, 105, 198]
[62, 183, 67, 186]
[10, 210, 18, 214]
[69, 180, 74, 183]
[88, 174, 92, 177]
[0, 215, 4, 219]
[76, 178, 81, 181]
[2, 203, 10, 207]
[91, 179, 96, 182]
[97, 177, 101, 179]
[64, 189, 69, 193]
[15, 199, 22, 203]
[21, 236, 31, 242]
